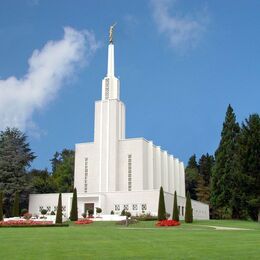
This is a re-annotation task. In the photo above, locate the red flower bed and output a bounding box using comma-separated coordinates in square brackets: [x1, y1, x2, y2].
[156, 220, 181, 227]
[0, 220, 53, 226]
[74, 219, 93, 225]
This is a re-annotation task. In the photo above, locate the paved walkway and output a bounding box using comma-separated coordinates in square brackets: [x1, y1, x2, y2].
[204, 225, 253, 231]
[118, 225, 253, 231]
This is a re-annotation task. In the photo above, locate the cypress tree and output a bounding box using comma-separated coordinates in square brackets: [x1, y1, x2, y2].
[172, 191, 179, 221]
[0, 191, 3, 221]
[158, 186, 166, 220]
[12, 192, 20, 217]
[70, 188, 78, 221]
[185, 191, 193, 223]
[55, 193, 63, 224]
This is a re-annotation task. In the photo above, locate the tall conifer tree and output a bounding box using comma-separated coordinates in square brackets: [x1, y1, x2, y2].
[70, 188, 78, 221]
[0, 128, 35, 216]
[211, 105, 243, 218]
[172, 191, 179, 221]
[56, 193, 63, 224]
[158, 186, 166, 220]
[239, 114, 260, 221]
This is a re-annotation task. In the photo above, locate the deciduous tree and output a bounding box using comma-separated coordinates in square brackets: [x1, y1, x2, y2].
[28, 169, 56, 194]
[51, 149, 74, 193]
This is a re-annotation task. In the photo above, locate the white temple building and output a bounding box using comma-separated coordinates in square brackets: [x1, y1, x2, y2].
[29, 29, 209, 220]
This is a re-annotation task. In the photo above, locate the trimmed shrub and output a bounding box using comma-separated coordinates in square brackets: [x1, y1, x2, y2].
[41, 209, 47, 215]
[23, 213, 32, 220]
[116, 219, 138, 225]
[96, 207, 102, 214]
[12, 192, 20, 217]
[0, 191, 3, 221]
[172, 191, 179, 221]
[158, 186, 166, 221]
[125, 211, 131, 218]
[110, 210, 114, 215]
[50, 211, 55, 215]
[88, 209, 94, 217]
[185, 191, 193, 223]
[134, 213, 158, 221]
[120, 209, 126, 216]
[82, 212, 87, 218]
[55, 193, 62, 224]
[21, 208, 28, 216]
[70, 188, 78, 221]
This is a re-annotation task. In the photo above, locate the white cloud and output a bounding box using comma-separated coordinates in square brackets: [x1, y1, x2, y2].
[0, 27, 99, 131]
[151, 0, 208, 51]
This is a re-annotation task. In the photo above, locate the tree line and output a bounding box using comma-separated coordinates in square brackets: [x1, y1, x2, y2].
[0, 128, 74, 216]
[0, 104, 259, 220]
[185, 105, 260, 221]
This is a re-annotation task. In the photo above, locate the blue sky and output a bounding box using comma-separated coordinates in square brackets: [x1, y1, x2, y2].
[0, 0, 259, 170]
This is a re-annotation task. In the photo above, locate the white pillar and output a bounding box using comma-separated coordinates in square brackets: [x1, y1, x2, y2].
[155, 146, 162, 188]
[169, 155, 174, 193]
[179, 162, 185, 197]
[165, 151, 169, 192]
[174, 158, 180, 195]
[148, 141, 154, 190]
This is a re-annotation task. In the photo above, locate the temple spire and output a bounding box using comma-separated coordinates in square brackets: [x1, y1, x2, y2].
[102, 24, 120, 100]
[107, 24, 116, 77]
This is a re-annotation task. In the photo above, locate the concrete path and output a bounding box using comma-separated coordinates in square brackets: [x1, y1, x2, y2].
[205, 225, 253, 231]
[118, 225, 254, 231]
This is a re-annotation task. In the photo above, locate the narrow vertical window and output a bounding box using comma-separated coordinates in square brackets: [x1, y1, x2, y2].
[84, 158, 88, 192]
[128, 154, 132, 191]
[105, 78, 109, 99]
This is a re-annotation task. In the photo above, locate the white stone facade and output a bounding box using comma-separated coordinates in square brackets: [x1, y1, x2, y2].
[29, 40, 209, 220]
[29, 191, 209, 220]
[74, 43, 186, 197]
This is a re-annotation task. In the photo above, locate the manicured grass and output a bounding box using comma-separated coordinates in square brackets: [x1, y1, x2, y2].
[0, 220, 259, 259]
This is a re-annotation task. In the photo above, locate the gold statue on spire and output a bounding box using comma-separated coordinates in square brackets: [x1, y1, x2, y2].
[109, 23, 116, 44]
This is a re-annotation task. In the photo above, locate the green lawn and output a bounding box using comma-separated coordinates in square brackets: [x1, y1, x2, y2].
[0, 220, 259, 259]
